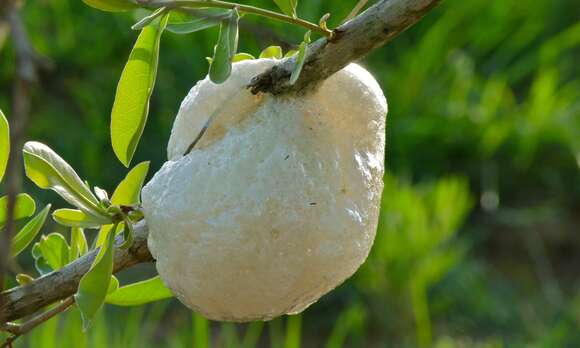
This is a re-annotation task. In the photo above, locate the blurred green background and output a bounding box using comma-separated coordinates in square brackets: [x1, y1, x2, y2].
[1, 0, 579, 347]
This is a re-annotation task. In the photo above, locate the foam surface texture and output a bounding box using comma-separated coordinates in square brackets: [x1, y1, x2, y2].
[142, 59, 387, 321]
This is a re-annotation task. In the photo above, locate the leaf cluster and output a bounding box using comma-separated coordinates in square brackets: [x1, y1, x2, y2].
[98, 0, 327, 167]
[1, 110, 172, 330]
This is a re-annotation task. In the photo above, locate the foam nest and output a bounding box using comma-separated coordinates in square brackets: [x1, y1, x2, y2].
[142, 59, 387, 322]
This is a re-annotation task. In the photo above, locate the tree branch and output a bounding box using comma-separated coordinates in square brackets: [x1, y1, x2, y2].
[0, 297, 74, 348]
[249, 0, 440, 95]
[0, 0, 440, 324]
[0, 223, 152, 322]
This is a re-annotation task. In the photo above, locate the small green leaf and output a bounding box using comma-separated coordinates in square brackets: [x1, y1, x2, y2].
[110, 161, 149, 206]
[209, 9, 240, 84]
[0, 193, 36, 226]
[75, 225, 116, 330]
[69, 227, 88, 262]
[273, 0, 298, 18]
[111, 14, 169, 167]
[32, 244, 53, 275]
[259, 46, 283, 59]
[289, 31, 311, 85]
[16, 273, 34, 285]
[81, 0, 137, 12]
[34, 232, 70, 270]
[0, 109, 9, 182]
[52, 209, 109, 229]
[22, 142, 106, 219]
[95, 222, 124, 248]
[319, 13, 331, 31]
[106, 276, 173, 306]
[11, 204, 51, 257]
[93, 187, 109, 203]
[284, 49, 299, 58]
[167, 9, 229, 34]
[232, 53, 255, 62]
[120, 219, 134, 249]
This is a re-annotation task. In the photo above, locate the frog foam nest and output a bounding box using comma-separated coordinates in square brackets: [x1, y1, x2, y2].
[142, 59, 387, 322]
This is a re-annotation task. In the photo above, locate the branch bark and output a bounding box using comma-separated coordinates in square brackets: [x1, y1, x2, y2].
[0, 223, 152, 322]
[249, 0, 440, 95]
[0, 297, 74, 348]
[0, 0, 440, 324]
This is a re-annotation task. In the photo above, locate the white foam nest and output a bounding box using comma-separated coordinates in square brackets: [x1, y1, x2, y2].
[141, 59, 387, 322]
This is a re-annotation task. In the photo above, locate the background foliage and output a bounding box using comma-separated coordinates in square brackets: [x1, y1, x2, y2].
[1, 0, 579, 347]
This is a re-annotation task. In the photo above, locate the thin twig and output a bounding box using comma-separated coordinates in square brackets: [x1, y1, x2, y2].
[0, 297, 74, 348]
[0, 222, 152, 323]
[145, 0, 333, 37]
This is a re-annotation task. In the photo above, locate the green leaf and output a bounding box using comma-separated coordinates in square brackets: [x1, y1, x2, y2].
[11, 204, 51, 257]
[259, 46, 283, 59]
[69, 227, 88, 262]
[0, 193, 36, 226]
[111, 14, 169, 167]
[22, 142, 107, 219]
[81, 0, 137, 13]
[108, 275, 120, 294]
[209, 9, 240, 84]
[0, 109, 9, 182]
[16, 273, 34, 285]
[319, 13, 331, 31]
[106, 276, 173, 306]
[34, 232, 70, 270]
[273, 0, 298, 18]
[167, 9, 229, 34]
[75, 225, 116, 330]
[52, 208, 108, 229]
[284, 49, 299, 58]
[93, 187, 109, 203]
[95, 222, 123, 248]
[289, 31, 311, 85]
[32, 244, 53, 275]
[110, 161, 149, 205]
[119, 219, 134, 249]
[233, 53, 255, 62]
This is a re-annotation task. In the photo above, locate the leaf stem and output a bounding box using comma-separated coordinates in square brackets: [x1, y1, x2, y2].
[144, 0, 333, 37]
